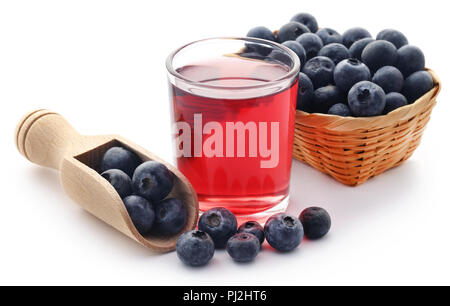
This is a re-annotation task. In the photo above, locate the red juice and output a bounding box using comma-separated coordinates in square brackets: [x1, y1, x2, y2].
[169, 56, 298, 217]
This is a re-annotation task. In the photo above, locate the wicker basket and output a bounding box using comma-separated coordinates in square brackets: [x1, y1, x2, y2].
[293, 69, 441, 186]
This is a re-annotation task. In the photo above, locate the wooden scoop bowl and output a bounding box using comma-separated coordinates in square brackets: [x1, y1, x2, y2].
[15, 109, 199, 252]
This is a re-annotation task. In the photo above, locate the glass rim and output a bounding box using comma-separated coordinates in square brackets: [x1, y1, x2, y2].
[165, 37, 301, 91]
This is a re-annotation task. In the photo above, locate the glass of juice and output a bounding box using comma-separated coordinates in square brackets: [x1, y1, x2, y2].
[166, 37, 300, 221]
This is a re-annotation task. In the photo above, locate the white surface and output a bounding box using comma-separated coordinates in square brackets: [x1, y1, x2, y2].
[0, 0, 449, 286]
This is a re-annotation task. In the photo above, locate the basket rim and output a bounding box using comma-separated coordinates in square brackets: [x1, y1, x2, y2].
[296, 68, 441, 132]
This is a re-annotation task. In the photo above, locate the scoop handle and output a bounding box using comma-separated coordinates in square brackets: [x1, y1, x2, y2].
[15, 109, 80, 170]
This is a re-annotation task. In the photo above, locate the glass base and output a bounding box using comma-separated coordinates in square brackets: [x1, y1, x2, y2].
[199, 194, 290, 225]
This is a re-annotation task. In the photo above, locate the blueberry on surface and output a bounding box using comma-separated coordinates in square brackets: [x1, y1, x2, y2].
[333, 58, 371, 93]
[396, 45, 425, 77]
[348, 81, 386, 117]
[237, 221, 265, 245]
[299, 207, 331, 240]
[302, 56, 336, 89]
[264, 213, 303, 252]
[132, 161, 174, 202]
[296, 72, 315, 112]
[342, 27, 372, 48]
[312, 85, 342, 113]
[372, 66, 404, 94]
[153, 198, 187, 236]
[226, 233, 260, 263]
[296, 33, 324, 60]
[318, 43, 350, 65]
[290, 12, 319, 33]
[198, 208, 237, 249]
[277, 22, 310, 43]
[384, 93, 408, 114]
[101, 169, 132, 198]
[402, 71, 434, 103]
[123, 195, 155, 235]
[316, 28, 343, 45]
[101, 146, 142, 177]
[176, 230, 215, 267]
[348, 38, 374, 60]
[361, 40, 398, 73]
[376, 29, 409, 49]
[246, 26, 276, 55]
[281, 41, 306, 66]
[328, 103, 352, 117]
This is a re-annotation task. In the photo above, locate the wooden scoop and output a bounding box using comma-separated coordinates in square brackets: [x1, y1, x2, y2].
[15, 109, 199, 252]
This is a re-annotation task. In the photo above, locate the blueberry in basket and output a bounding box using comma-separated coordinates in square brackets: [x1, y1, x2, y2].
[296, 72, 315, 112]
[376, 29, 409, 49]
[312, 85, 342, 113]
[384, 93, 408, 114]
[290, 12, 319, 33]
[277, 21, 311, 43]
[396, 45, 426, 77]
[334, 58, 371, 93]
[318, 43, 350, 65]
[328, 103, 352, 117]
[372, 66, 404, 94]
[246, 26, 276, 55]
[342, 27, 372, 48]
[361, 40, 398, 73]
[302, 56, 336, 89]
[281, 41, 306, 66]
[296, 33, 323, 61]
[402, 71, 434, 103]
[348, 81, 386, 117]
[316, 28, 343, 46]
[348, 38, 374, 60]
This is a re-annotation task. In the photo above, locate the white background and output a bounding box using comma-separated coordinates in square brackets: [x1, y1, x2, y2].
[1, 0, 449, 286]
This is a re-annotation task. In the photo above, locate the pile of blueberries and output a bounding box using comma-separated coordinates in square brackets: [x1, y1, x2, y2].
[177, 206, 331, 266]
[100, 146, 188, 236]
[246, 13, 435, 117]
[99, 147, 332, 267]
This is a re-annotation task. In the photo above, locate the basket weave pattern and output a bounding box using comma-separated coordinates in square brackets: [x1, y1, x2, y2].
[293, 69, 441, 186]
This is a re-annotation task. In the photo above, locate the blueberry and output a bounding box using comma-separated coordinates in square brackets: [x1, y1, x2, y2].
[264, 213, 303, 252]
[316, 28, 343, 45]
[296, 33, 323, 61]
[237, 221, 265, 245]
[372, 66, 404, 94]
[318, 43, 350, 65]
[281, 41, 306, 66]
[376, 29, 408, 49]
[239, 51, 266, 61]
[348, 81, 386, 117]
[334, 58, 371, 93]
[153, 198, 187, 235]
[123, 195, 155, 235]
[384, 93, 408, 114]
[176, 230, 215, 267]
[302, 56, 335, 89]
[290, 13, 318, 33]
[277, 22, 310, 43]
[348, 38, 374, 60]
[299, 207, 331, 240]
[328, 103, 352, 117]
[132, 161, 174, 202]
[342, 27, 372, 48]
[101, 169, 132, 198]
[312, 85, 342, 113]
[226, 233, 260, 263]
[101, 146, 142, 177]
[198, 208, 237, 249]
[396, 45, 425, 77]
[296, 72, 315, 112]
[402, 71, 434, 103]
[246, 26, 276, 56]
[361, 40, 398, 73]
